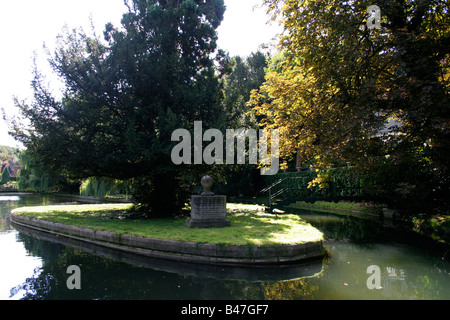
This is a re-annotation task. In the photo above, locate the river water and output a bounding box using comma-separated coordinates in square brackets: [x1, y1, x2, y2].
[1, 194, 449, 300]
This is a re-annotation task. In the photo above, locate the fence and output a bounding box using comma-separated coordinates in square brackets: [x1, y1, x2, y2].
[261, 167, 370, 207]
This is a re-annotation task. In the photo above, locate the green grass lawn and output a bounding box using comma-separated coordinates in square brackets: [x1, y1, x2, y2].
[11, 203, 323, 246]
[286, 201, 384, 216]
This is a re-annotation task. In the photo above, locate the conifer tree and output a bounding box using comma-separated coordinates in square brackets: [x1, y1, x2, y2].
[11, 0, 226, 217]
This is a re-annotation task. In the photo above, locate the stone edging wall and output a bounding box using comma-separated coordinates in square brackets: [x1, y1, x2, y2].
[10, 213, 324, 266]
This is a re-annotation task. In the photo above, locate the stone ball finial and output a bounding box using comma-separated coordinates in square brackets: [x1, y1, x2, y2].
[201, 176, 214, 195]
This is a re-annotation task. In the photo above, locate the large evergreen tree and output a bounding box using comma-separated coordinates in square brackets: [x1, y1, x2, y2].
[10, 0, 226, 217]
[222, 52, 269, 129]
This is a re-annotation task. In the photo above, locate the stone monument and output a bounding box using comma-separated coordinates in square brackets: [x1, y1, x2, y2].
[186, 176, 230, 228]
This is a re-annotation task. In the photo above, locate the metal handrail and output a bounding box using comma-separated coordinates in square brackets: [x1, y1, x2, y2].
[261, 178, 291, 207]
[261, 174, 368, 208]
[271, 188, 286, 198]
[260, 178, 286, 193]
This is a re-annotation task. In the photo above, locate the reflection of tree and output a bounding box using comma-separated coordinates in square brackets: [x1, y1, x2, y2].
[221, 280, 265, 300]
[1, 200, 21, 231]
[221, 271, 324, 300]
[13, 216, 450, 300]
[261, 276, 322, 300]
[220, 273, 325, 300]
[10, 267, 54, 300]
[16, 232, 324, 300]
[0, 217, 7, 232]
[14, 243, 265, 300]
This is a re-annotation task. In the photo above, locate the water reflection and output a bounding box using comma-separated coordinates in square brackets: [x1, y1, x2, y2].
[288, 209, 450, 300]
[14, 222, 324, 282]
[10, 231, 324, 300]
[0, 196, 21, 201]
[0, 232, 43, 300]
[2, 194, 450, 300]
[2, 195, 325, 300]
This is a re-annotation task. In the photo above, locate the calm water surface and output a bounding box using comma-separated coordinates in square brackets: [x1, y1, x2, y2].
[1, 194, 449, 300]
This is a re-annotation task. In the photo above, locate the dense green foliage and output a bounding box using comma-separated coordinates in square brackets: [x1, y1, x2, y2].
[0, 165, 11, 185]
[211, 52, 270, 197]
[0, 146, 19, 163]
[222, 52, 269, 129]
[7, 0, 448, 218]
[79, 177, 131, 198]
[16, 151, 78, 193]
[0, 145, 20, 187]
[10, 0, 226, 217]
[264, 167, 365, 199]
[264, 163, 448, 212]
[253, 0, 450, 214]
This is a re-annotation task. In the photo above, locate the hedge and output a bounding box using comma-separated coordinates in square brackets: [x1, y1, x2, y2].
[263, 167, 367, 199]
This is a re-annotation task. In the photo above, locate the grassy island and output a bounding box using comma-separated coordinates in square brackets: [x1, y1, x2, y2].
[11, 203, 324, 247]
